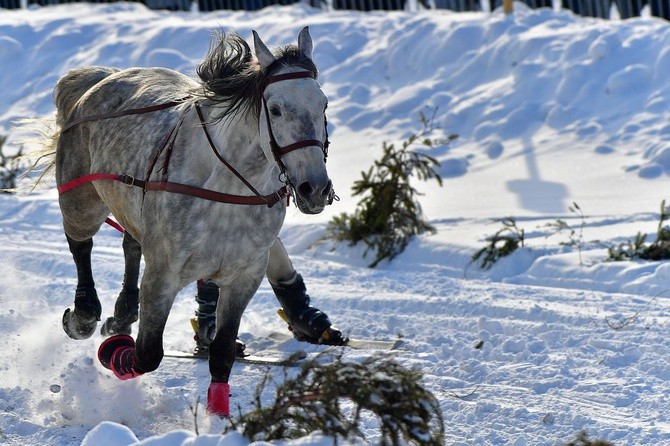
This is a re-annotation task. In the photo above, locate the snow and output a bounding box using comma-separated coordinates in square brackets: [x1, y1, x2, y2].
[2, 2, 670, 445]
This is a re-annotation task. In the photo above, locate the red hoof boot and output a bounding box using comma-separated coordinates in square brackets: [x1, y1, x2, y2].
[207, 382, 230, 417]
[98, 335, 144, 380]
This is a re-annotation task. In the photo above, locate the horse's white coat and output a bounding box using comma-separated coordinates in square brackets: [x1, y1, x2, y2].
[47, 28, 331, 412]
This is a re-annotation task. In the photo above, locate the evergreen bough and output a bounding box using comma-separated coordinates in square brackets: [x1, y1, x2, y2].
[230, 354, 445, 445]
[563, 431, 613, 446]
[328, 111, 449, 267]
[607, 199, 670, 261]
[0, 134, 25, 193]
[471, 217, 525, 269]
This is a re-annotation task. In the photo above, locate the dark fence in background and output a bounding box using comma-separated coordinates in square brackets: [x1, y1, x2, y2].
[1, 0, 668, 20]
[3, 0, 191, 9]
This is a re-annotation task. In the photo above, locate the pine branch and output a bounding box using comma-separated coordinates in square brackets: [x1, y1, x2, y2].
[230, 354, 445, 445]
[327, 111, 451, 267]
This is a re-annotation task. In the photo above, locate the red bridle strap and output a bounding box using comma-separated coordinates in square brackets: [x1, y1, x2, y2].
[263, 71, 317, 88]
[275, 139, 324, 157]
[261, 70, 328, 164]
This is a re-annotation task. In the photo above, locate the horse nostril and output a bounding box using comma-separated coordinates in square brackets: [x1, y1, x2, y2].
[297, 181, 314, 197]
[322, 180, 333, 197]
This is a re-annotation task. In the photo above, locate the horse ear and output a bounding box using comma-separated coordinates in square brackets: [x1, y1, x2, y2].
[297, 26, 313, 61]
[252, 30, 276, 71]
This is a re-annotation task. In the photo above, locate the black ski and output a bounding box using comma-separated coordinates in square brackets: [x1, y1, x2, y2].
[275, 308, 404, 350]
[163, 349, 307, 367]
[268, 331, 404, 350]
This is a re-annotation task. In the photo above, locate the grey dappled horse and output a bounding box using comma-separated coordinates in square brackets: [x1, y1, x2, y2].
[47, 27, 332, 416]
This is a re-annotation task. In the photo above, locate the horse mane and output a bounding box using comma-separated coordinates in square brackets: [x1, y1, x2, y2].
[196, 31, 318, 119]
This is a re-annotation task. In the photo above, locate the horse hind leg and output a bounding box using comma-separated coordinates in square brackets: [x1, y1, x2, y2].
[101, 231, 141, 336]
[62, 235, 102, 339]
[59, 184, 109, 340]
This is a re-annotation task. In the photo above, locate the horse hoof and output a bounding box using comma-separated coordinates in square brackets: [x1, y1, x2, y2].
[98, 334, 134, 369]
[100, 316, 132, 337]
[98, 335, 143, 380]
[62, 308, 98, 340]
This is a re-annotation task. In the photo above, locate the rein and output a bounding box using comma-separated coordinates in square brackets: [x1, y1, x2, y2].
[58, 100, 187, 135]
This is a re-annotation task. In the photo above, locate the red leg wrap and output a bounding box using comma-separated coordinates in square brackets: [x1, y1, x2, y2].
[110, 346, 144, 380]
[207, 382, 231, 417]
[98, 335, 143, 380]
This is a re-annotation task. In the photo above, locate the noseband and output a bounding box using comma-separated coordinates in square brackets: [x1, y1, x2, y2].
[260, 71, 330, 181]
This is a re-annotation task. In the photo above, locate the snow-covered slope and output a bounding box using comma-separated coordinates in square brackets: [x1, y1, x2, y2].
[2, 3, 670, 444]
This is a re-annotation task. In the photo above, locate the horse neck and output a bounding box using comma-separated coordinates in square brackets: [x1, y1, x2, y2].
[198, 104, 281, 196]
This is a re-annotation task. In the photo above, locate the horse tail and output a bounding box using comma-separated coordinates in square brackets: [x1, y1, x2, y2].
[20, 67, 121, 191]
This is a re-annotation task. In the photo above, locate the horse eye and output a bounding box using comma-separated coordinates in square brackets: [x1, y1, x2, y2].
[270, 105, 281, 117]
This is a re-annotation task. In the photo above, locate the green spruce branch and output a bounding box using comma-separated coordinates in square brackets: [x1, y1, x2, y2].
[328, 110, 453, 267]
[0, 134, 25, 193]
[227, 353, 445, 445]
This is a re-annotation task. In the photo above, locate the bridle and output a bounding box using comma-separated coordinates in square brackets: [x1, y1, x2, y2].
[259, 70, 330, 186]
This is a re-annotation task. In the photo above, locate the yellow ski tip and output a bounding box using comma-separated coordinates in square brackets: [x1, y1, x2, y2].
[190, 318, 199, 333]
[277, 308, 330, 342]
[277, 308, 290, 324]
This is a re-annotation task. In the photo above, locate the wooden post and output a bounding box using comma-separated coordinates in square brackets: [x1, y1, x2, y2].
[503, 0, 513, 13]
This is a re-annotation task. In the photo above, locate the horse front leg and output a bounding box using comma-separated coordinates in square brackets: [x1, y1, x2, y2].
[62, 235, 102, 340]
[98, 262, 179, 380]
[101, 232, 141, 336]
[207, 270, 264, 417]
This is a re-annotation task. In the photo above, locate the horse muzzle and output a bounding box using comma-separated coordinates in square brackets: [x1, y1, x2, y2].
[294, 178, 333, 214]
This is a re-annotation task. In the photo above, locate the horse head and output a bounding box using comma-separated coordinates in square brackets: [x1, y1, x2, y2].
[253, 27, 333, 215]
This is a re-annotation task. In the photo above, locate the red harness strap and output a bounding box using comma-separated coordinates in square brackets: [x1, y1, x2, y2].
[104, 217, 125, 233]
[57, 173, 122, 194]
[57, 173, 288, 207]
[58, 173, 287, 234]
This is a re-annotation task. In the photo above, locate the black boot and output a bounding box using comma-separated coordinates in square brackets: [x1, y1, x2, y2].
[194, 281, 245, 357]
[273, 273, 347, 346]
